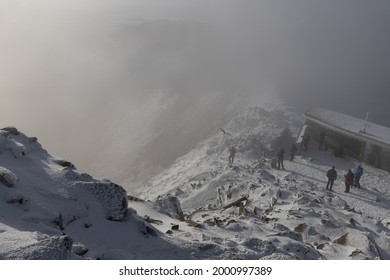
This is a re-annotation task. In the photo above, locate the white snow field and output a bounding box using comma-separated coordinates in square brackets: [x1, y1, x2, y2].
[1, 107, 389, 259]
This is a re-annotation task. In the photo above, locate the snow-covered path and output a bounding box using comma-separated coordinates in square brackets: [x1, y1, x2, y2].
[284, 149, 390, 220]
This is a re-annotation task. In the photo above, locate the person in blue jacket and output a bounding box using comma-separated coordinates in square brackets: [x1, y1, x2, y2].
[353, 165, 363, 188]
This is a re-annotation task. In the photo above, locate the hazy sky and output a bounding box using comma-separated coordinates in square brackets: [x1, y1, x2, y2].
[1, 0, 390, 183]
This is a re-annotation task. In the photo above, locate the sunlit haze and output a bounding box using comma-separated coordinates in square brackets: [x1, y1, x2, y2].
[1, 0, 390, 189]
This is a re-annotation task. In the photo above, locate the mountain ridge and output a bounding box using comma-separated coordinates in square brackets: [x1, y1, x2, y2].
[132, 106, 390, 259]
[1, 104, 390, 260]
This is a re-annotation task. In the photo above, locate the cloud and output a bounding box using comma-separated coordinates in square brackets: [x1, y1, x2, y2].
[1, 0, 390, 184]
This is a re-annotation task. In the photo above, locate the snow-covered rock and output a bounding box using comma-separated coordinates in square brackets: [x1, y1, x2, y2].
[0, 127, 193, 259]
[75, 181, 128, 221]
[0, 166, 18, 187]
[0, 228, 73, 260]
[156, 194, 184, 221]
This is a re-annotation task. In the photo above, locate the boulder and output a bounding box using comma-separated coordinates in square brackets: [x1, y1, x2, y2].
[294, 223, 307, 233]
[75, 181, 128, 221]
[156, 194, 184, 221]
[1, 127, 20, 136]
[0, 233, 73, 260]
[72, 243, 89, 257]
[281, 241, 323, 260]
[0, 167, 18, 188]
[241, 238, 276, 257]
[54, 159, 76, 170]
[333, 233, 348, 245]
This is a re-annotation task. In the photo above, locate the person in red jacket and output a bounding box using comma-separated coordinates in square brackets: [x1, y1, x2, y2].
[344, 169, 354, 193]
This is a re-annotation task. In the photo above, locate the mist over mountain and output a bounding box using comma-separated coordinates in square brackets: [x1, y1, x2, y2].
[1, 1, 390, 188]
[2, 110, 389, 260]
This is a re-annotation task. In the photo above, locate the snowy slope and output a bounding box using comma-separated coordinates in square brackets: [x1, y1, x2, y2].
[89, 90, 282, 193]
[132, 107, 390, 260]
[0, 127, 195, 259]
[2, 105, 389, 260]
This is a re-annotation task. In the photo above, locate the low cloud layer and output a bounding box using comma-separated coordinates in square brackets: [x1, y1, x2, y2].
[1, 1, 389, 183]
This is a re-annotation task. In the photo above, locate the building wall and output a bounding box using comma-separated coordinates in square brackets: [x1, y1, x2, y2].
[304, 108, 390, 172]
[304, 120, 390, 172]
[305, 120, 365, 159]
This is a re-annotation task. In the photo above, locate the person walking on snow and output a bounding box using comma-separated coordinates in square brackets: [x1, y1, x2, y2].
[228, 146, 236, 164]
[353, 165, 363, 188]
[277, 148, 285, 170]
[326, 166, 337, 191]
[344, 169, 354, 193]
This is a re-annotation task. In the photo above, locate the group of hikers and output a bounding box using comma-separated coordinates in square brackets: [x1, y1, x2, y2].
[326, 165, 363, 193]
[226, 127, 365, 194]
[227, 129, 322, 170]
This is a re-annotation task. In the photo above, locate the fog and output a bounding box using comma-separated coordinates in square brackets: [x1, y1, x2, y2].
[1, 0, 390, 188]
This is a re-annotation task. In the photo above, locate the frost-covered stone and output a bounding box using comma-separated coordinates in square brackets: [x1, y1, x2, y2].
[156, 194, 184, 221]
[260, 253, 298, 260]
[54, 159, 76, 170]
[281, 241, 323, 260]
[0, 167, 18, 187]
[77, 182, 128, 221]
[381, 218, 390, 230]
[1, 126, 20, 136]
[72, 243, 89, 256]
[241, 238, 276, 257]
[0, 233, 73, 260]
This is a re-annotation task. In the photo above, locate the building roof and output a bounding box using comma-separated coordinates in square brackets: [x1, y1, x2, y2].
[304, 108, 390, 148]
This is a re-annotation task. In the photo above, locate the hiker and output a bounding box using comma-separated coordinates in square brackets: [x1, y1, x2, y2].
[228, 146, 236, 164]
[344, 169, 354, 193]
[303, 133, 310, 151]
[290, 143, 297, 161]
[353, 165, 363, 188]
[326, 166, 337, 191]
[277, 148, 285, 170]
[319, 131, 326, 150]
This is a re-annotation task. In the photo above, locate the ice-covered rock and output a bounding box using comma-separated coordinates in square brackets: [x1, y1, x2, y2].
[156, 194, 184, 221]
[0, 167, 18, 187]
[1, 127, 20, 136]
[241, 238, 276, 257]
[0, 231, 73, 260]
[75, 181, 128, 221]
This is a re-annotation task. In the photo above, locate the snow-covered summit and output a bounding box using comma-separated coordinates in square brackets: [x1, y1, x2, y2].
[2, 104, 390, 260]
[0, 127, 192, 259]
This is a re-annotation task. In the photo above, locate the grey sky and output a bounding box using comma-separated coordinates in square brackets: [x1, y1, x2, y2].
[1, 0, 390, 184]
